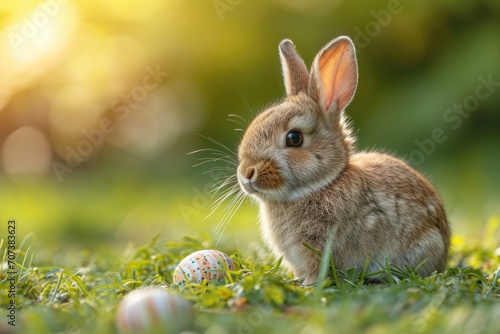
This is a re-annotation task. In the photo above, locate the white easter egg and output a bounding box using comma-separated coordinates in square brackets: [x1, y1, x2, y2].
[173, 250, 235, 286]
[115, 288, 191, 333]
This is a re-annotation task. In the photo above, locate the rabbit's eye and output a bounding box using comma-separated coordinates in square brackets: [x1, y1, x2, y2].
[286, 131, 303, 147]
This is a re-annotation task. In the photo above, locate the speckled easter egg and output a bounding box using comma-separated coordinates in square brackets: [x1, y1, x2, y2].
[115, 288, 191, 333]
[173, 250, 234, 286]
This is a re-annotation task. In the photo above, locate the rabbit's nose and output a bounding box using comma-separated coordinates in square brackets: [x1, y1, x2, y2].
[245, 167, 255, 180]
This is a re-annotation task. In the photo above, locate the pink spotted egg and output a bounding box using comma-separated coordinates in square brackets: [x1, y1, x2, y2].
[173, 249, 234, 286]
[115, 288, 191, 333]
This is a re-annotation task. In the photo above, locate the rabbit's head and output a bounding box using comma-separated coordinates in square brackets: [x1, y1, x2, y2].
[237, 36, 359, 202]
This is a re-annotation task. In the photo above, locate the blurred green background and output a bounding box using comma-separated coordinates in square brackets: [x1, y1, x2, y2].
[0, 0, 499, 257]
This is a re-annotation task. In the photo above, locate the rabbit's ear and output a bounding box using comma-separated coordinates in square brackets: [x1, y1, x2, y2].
[279, 39, 309, 96]
[309, 36, 358, 120]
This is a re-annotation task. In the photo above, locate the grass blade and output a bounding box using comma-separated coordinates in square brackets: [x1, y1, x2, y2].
[315, 234, 334, 296]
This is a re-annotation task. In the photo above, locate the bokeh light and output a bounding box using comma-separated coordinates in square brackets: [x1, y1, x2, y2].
[1, 126, 52, 179]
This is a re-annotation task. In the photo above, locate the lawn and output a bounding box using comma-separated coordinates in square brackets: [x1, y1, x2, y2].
[2, 217, 500, 334]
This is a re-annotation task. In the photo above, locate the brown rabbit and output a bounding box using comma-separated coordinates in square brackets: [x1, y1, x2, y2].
[236, 36, 450, 284]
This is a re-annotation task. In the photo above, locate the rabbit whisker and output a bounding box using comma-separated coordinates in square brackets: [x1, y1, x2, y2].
[227, 117, 246, 128]
[197, 134, 236, 156]
[237, 89, 255, 118]
[194, 150, 238, 163]
[228, 113, 249, 126]
[212, 186, 240, 223]
[193, 157, 237, 168]
[201, 167, 236, 176]
[211, 174, 237, 192]
[206, 184, 240, 221]
[209, 184, 240, 215]
[215, 192, 246, 245]
[187, 148, 226, 155]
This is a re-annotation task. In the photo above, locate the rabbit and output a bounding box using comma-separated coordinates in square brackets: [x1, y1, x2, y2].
[236, 36, 450, 285]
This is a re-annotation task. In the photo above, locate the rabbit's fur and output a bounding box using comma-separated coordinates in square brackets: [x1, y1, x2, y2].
[236, 36, 450, 284]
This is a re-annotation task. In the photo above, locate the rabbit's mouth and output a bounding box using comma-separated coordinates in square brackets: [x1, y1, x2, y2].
[243, 182, 258, 194]
[237, 158, 287, 201]
[237, 172, 287, 202]
[237, 171, 259, 195]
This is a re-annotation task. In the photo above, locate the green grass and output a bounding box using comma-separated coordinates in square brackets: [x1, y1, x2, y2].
[2, 219, 500, 334]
